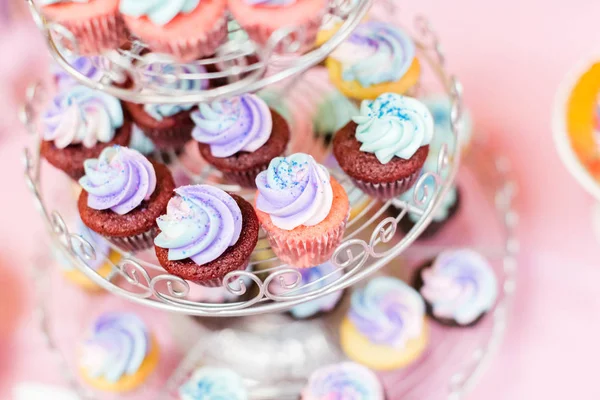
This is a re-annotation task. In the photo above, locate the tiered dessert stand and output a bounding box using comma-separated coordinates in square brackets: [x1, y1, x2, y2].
[23, 0, 519, 398]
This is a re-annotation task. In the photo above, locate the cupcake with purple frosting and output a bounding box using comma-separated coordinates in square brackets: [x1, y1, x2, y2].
[154, 185, 259, 287]
[412, 249, 498, 327]
[268, 262, 345, 319]
[41, 85, 132, 180]
[52, 56, 103, 90]
[254, 153, 350, 268]
[124, 59, 210, 150]
[340, 277, 428, 371]
[78, 146, 175, 252]
[78, 312, 159, 393]
[302, 362, 385, 400]
[193, 94, 290, 188]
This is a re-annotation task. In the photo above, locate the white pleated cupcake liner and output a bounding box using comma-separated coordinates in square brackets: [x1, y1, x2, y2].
[106, 227, 158, 253]
[351, 170, 421, 200]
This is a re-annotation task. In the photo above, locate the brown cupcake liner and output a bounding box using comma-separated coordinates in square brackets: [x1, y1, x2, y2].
[138, 123, 193, 151]
[221, 165, 268, 188]
[264, 213, 349, 268]
[57, 12, 127, 55]
[242, 10, 324, 53]
[105, 227, 158, 253]
[139, 17, 227, 62]
[195, 259, 251, 288]
[352, 170, 421, 200]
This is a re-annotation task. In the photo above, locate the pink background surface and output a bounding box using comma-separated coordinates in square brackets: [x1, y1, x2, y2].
[3, 0, 600, 398]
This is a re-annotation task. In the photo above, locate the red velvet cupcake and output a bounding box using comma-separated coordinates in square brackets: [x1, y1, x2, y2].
[154, 185, 259, 287]
[192, 94, 290, 188]
[41, 85, 132, 180]
[333, 93, 434, 200]
[78, 146, 175, 252]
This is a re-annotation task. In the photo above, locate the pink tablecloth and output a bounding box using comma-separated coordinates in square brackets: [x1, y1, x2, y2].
[3, 1, 600, 398]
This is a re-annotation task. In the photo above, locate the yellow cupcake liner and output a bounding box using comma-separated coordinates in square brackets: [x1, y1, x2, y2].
[326, 57, 421, 100]
[79, 335, 160, 393]
[339, 316, 429, 371]
[62, 251, 120, 292]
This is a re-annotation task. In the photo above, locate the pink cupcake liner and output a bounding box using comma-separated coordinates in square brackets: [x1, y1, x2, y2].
[195, 259, 251, 288]
[242, 10, 325, 53]
[139, 17, 228, 62]
[56, 12, 127, 55]
[221, 165, 269, 188]
[264, 213, 349, 268]
[106, 227, 158, 253]
[352, 170, 421, 200]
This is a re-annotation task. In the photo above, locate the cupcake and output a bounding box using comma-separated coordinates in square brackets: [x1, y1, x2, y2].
[254, 153, 350, 268]
[412, 249, 498, 327]
[41, 85, 132, 180]
[326, 22, 420, 100]
[54, 219, 120, 292]
[333, 93, 433, 200]
[78, 146, 175, 252]
[268, 262, 344, 319]
[52, 56, 103, 90]
[119, 0, 228, 62]
[227, 0, 327, 52]
[302, 362, 385, 400]
[193, 95, 290, 188]
[38, 0, 127, 54]
[78, 312, 159, 392]
[340, 277, 428, 371]
[154, 185, 259, 287]
[393, 180, 461, 239]
[179, 367, 247, 400]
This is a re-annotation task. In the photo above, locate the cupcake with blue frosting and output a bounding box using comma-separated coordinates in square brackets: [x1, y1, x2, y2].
[41, 85, 132, 180]
[302, 362, 385, 400]
[178, 367, 247, 400]
[78, 312, 159, 392]
[412, 249, 498, 327]
[333, 93, 434, 200]
[340, 277, 428, 371]
[193, 94, 290, 188]
[78, 146, 175, 252]
[268, 262, 345, 319]
[154, 185, 259, 287]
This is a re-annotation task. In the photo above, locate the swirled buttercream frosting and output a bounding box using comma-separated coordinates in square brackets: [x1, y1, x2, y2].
[179, 367, 247, 400]
[303, 362, 384, 400]
[43, 85, 123, 149]
[255, 153, 333, 230]
[330, 22, 415, 87]
[52, 56, 103, 90]
[353, 93, 433, 163]
[79, 146, 157, 215]
[420, 249, 497, 325]
[119, 0, 199, 26]
[349, 276, 425, 348]
[154, 185, 243, 265]
[79, 313, 151, 383]
[192, 94, 273, 157]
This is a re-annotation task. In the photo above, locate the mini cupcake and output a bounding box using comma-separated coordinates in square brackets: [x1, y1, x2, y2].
[254, 153, 350, 268]
[326, 22, 420, 100]
[268, 262, 344, 319]
[412, 249, 498, 327]
[333, 93, 433, 200]
[154, 185, 259, 287]
[78, 146, 175, 252]
[193, 95, 290, 188]
[179, 367, 247, 400]
[124, 59, 209, 150]
[393, 180, 461, 239]
[41, 85, 132, 180]
[119, 0, 228, 62]
[340, 277, 428, 371]
[227, 0, 327, 52]
[52, 56, 103, 90]
[78, 312, 159, 392]
[302, 362, 385, 400]
[39, 0, 127, 54]
[54, 219, 120, 292]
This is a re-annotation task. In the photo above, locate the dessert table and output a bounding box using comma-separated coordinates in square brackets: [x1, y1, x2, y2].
[2, 0, 600, 398]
